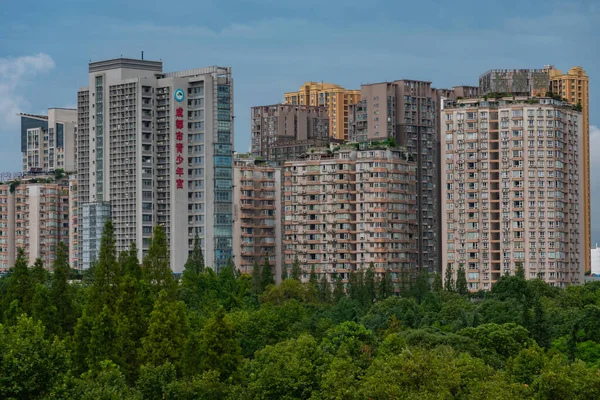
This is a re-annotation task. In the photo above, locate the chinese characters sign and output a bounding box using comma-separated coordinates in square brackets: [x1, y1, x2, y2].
[175, 105, 185, 190]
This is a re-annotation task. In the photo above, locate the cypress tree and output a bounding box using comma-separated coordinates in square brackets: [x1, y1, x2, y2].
[444, 263, 455, 292]
[87, 304, 119, 371]
[260, 256, 275, 291]
[365, 263, 377, 303]
[88, 219, 120, 314]
[142, 225, 173, 296]
[184, 234, 204, 274]
[333, 274, 345, 302]
[309, 265, 318, 288]
[251, 261, 262, 294]
[30, 258, 49, 286]
[432, 272, 443, 293]
[377, 268, 394, 300]
[140, 290, 190, 371]
[198, 307, 242, 381]
[5, 248, 33, 318]
[455, 265, 468, 296]
[50, 242, 76, 335]
[319, 274, 331, 303]
[291, 255, 302, 281]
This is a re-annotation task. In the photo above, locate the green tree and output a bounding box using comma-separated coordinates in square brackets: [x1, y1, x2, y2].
[88, 219, 120, 315]
[444, 263, 455, 292]
[87, 304, 119, 371]
[30, 257, 49, 286]
[142, 225, 174, 296]
[246, 334, 324, 399]
[377, 268, 394, 300]
[5, 248, 34, 318]
[136, 362, 177, 400]
[31, 283, 58, 334]
[290, 255, 302, 281]
[184, 234, 204, 274]
[410, 268, 430, 303]
[121, 242, 142, 280]
[309, 265, 318, 287]
[0, 316, 71, 399]
[333, 274, 345, 302]
[364, 263, 377, 303]
[433, 272, 443, 293]
[251, 261, 262, 295]
[73, 360, 141, 400]
[319, 274, 331, 303]
[218, 258, 240, 310]
[456, 264, 469, 296]
[198, 307, 242, 380]
[140, 290, 190, 370]
[50, 241, 77, 335]
[114, 274, 147, 382]
[260, 256, 275, 291]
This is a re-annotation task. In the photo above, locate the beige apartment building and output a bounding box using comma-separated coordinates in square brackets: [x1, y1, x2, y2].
[282, 146, 417, 286]
[547, 66, 590, 274]
[284, 82, 360, 141]
[232, 156, 282, 280]
[0, 176, 72, 271]
[250, 104, 331, 164]
[441, 96, 584, 290]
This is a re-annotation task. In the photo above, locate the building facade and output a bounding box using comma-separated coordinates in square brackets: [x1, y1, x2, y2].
[348, 80, 439, 273]
[0, 177, 71, 271]
[250, 104, 330, 164]
[77, 58, 233, 272]
[80, 201, 111, 269]
[591, 245, 600, 276]
[441, 97, 584, 290]
[547, 66, 590, 275]
[232, 156, 282, 280]
[284, 82, 360, 141]
[282, 147, 417, 287]
[19, 108, 77, 173]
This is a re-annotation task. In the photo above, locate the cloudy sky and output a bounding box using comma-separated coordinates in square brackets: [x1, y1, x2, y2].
[0, 0, 598, 239]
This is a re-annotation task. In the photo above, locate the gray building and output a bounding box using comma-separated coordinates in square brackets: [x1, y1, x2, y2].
[77, 58, 234, 272]
[19, 108, 77, 173]
[250, 104, 331, 164]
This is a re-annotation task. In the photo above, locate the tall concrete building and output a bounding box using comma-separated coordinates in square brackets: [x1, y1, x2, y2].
[284, 82, 360, 141]
[348, 80, 439, 273]
[250, 104, 331, 164]
[441, 96, 584, 289]
[0, 176, 72, 271]
[19, 108, 77, 173]
[547, 66, 590, 274]
[282, 146, 417, 287]
[77, 58, 233, 272]
[232, 155, 282, 280]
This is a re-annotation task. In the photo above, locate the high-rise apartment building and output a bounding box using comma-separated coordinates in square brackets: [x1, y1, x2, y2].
[68, 177, 79, 269]
[547, 66, 590, 274]
[348, 80, 439, 273]
[19, 108, 77, 173]
[284, 82, 360, 141]
[232, 155, 282, 280]
[250, 104, 331, 164]
[282, 146, 417, 287]
[441, 96, 584, 289]
[0, 176, 72, 270]
[77, 58, 233, 272]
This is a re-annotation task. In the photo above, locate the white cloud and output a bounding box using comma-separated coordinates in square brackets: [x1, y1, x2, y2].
[0, 53, 55, 131]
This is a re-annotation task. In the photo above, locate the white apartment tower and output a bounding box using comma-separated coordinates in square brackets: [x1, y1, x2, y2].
[19, 108, 77, 173]
[77, 58, 233, 271]
[441, 96, 584, 289]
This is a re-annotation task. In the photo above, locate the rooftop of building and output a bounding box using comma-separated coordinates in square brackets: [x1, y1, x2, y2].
[18, 112, 48, 121]
[89, 57, 163, 73]
[444, 95, 582, 111]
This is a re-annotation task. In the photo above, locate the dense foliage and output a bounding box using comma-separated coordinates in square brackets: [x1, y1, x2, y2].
[1, 221, 600, 399]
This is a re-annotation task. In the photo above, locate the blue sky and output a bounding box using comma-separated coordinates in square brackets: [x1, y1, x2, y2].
[0, 0, 598, 238]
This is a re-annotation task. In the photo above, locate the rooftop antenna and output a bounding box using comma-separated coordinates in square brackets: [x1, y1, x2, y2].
[141, 51, 144, 60]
